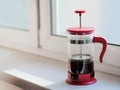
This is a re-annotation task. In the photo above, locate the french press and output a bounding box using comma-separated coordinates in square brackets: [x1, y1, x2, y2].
[66, 10, 107, 85]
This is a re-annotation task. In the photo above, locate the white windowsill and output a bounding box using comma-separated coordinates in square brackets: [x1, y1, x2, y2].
[0, 47, 119, 90]
[2, 69, 120, 90]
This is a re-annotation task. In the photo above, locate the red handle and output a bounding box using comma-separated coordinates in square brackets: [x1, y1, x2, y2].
[93, 36, 107, 63]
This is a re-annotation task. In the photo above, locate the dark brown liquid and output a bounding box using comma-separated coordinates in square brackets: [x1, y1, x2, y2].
[69, 54, 94, 80]
[70, 59, 94, 74]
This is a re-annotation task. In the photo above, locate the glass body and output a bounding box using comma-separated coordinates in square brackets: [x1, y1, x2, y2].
[68, 33, 95, 79]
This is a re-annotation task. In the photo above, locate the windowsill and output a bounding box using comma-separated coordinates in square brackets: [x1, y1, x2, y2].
[1, 69, 120, 90]
[0, 47, 119, 90]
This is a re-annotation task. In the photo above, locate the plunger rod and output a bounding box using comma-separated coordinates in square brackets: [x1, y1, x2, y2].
[75, 10, 86, 58]
[79, 15, 81, 28]
[79, 14, 82, 58]
[80, 45, 82, 58]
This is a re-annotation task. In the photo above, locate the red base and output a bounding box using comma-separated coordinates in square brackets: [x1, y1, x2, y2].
[66, 78, 96, 85]
[66, 72, 97, 85]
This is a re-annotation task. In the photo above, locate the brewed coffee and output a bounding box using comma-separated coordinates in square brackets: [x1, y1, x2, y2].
[69, 54, 94, 79]
[70, 54, 94, 74]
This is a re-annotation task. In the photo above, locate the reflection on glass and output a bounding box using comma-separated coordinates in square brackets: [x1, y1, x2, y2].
[0, 0, 29, 30]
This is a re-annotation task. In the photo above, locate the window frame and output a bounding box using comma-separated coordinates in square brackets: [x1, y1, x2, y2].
[39, 0, 68, 54]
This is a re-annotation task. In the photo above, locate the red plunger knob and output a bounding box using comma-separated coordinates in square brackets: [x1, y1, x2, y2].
[75, 10, 86, 16]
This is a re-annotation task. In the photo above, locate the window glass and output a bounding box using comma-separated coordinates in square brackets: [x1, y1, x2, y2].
[0, 0, 29, 30]
[51, 0, 120, 45]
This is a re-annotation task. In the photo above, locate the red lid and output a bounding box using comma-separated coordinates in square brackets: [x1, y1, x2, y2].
[67, 27, 94, 35]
